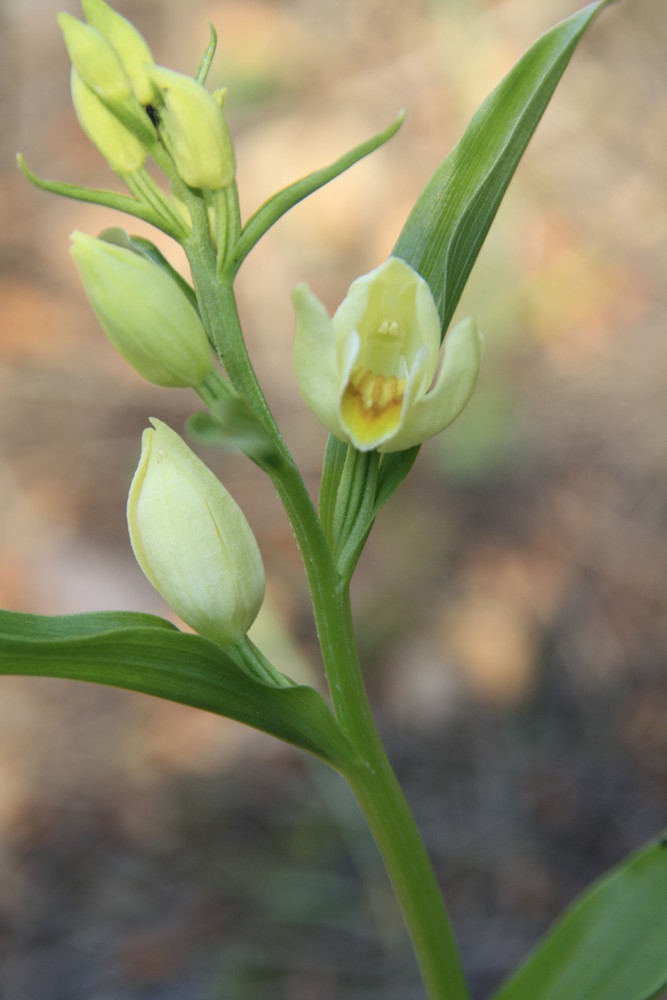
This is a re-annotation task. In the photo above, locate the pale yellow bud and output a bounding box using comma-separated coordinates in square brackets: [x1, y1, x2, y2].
[71, 69, 146, 174]
[82, 0, 157, 106]
[70, 231, 214, 388]
[149, 66, 235, 189]
[58, 12, 132, 103]
[127, 419, 265, 646]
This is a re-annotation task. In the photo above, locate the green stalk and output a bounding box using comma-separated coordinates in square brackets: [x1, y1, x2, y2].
[185, 229, 470, 1000]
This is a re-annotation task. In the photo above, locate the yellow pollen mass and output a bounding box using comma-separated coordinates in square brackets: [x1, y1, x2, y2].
[378, 320, 400, 336]
[340, 366, 407, 447]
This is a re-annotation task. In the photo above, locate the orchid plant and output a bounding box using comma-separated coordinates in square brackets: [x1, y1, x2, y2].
[3, 2, 666, 998]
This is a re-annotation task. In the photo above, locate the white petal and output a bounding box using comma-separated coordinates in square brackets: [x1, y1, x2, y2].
[379, 317, 483, 452]
[292, 284, 348, 441]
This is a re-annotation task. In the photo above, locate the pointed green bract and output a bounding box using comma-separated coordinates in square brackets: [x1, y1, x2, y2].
[196, 24, 218, 84]
[0, 610, 358, 770]
[70, 232, 214, 387]
[17, 155, 188, 239]
[493, 831, 667, 1000]
[232, 111, 405, 274]
[187, 402, 281, 472]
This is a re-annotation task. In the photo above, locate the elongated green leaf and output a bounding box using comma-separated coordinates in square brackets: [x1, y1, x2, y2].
[493, 831, 667, 1000]
[0, 610, 358, 772]
[393, 0, 613, 335]
[374, 2, 613, 518]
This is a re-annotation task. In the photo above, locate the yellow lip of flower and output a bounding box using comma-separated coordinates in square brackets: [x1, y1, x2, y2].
[292, 257, 483, 453]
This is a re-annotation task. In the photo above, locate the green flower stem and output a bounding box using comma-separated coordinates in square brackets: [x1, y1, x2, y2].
[185, 233, 470, 1000]
[315, 582, 470, 1000]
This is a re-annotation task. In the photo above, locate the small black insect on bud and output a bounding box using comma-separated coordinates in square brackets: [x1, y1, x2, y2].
[145, 104, 160, 128]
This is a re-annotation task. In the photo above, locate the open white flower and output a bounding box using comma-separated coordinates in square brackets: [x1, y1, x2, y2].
[292, 257, 482, 453]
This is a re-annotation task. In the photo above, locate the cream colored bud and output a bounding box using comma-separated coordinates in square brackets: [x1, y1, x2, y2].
[71, 69, 146, 174]
[82, 0, 157, 106]
[58, 13, 132, 103]
[70, 231, 214, 388]
[149, 66, 235, 189]
[127, 419, 265, 646]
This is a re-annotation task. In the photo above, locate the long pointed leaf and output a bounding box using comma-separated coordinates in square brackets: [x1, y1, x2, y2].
[493, 831, 667, 1000]
[393, 0, 613, 335]
[0, 611, 358, 772]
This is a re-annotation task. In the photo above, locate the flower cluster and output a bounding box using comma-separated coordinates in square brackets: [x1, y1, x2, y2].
[39, 1, 484, 648]
[59, 0, 234, 189]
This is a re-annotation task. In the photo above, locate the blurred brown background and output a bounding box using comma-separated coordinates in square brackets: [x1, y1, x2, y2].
[1, 0, 666, 997]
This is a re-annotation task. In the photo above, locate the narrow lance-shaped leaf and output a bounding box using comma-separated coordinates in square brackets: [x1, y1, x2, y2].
[493, 831, 667, 1000]
[378, 0, 614, 514]
[0, 610, 359, 772]
[393, 0, 614, 335]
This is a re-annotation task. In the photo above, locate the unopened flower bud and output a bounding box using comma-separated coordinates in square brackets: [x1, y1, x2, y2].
[58, 13, 132, 103]
[71, 69, 146, 174]
[70, 231, 214, 388]
[82, 0, 157, 106]
[127, 419, 265, 646]
[149, 66, 235, 189]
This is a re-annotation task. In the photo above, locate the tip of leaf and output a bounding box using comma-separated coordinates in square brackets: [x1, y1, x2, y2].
[389, 107, 406, 137]
[16, 153, 36, 184]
